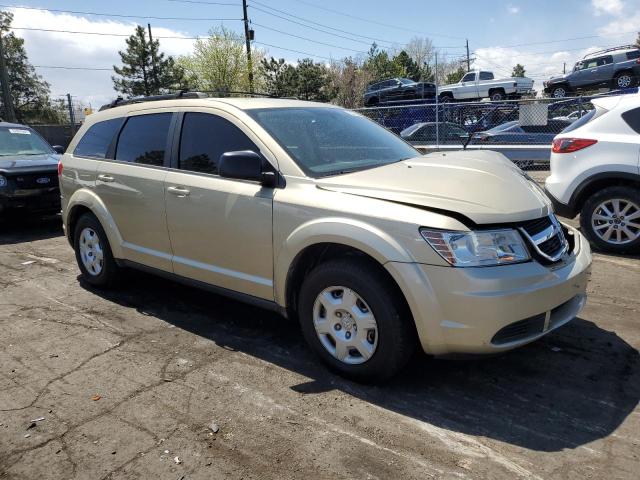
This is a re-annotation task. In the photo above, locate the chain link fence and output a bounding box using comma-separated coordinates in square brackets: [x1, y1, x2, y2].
[353, 95, 612, 171]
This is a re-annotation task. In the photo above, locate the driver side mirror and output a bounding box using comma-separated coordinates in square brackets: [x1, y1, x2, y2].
[52, 145, 65, 154]
[218, 150, 278, 188]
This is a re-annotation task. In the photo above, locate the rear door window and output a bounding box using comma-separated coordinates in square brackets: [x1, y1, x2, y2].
[179, 113, 259, 175]
[625, 50, 640, 60]
[622, 107, 640, 133]
[74, 118, 122, 159]
[115, 113, 172, 166]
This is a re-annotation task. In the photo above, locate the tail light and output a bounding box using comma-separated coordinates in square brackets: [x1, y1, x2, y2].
[636, 58, 640, 64]
[57, 160, 63, 176]
[552, 138, 597, 153]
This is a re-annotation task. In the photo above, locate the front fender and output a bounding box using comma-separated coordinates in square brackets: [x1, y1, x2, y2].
[274, 217, 414, 306]
[65, 188, 124, 258]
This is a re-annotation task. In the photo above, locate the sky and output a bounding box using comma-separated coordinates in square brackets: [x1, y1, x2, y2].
[4, 0, 640, 108]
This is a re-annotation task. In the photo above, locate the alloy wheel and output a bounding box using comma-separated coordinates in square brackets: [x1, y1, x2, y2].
[617, 74, 632, 88]
[312, 286, 378, 365]
[553, 87, 566, 98]
[591, 198, 640, 245]
[79, 227, 104, 275]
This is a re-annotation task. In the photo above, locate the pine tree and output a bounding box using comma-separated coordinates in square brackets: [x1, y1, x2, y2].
[113, 25, 189, 97]
[512, 64, 526, 77]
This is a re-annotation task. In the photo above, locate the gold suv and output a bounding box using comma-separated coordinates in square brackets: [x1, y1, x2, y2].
[59, 95, 592, 382]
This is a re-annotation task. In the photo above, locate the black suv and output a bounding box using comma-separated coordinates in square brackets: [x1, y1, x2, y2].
[364, 78, 436, 106]
[0, 122, 64, 215]
[544, 45, 640, 98]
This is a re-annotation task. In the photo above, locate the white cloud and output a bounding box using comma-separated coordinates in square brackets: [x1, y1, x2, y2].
[8, 8, 197, 107]
[507, 4, 520, 14]
[596, 11, 640, 38]
[591, 0, 625, 16]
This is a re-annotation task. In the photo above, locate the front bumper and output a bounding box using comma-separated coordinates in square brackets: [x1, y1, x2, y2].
[386, 225, 591, 355]
[0, 189, 61, 214]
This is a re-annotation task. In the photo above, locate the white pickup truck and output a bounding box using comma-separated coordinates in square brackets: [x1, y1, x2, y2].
[438, 71, 534, 102]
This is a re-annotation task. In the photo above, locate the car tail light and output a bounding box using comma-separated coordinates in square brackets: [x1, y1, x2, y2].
[552, 138, 597, 153]
[57, 160, 63, 176]
[636, 58, 640, 64]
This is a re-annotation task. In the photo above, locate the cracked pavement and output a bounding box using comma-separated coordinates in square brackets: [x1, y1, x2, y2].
[0, 212, 639, 480]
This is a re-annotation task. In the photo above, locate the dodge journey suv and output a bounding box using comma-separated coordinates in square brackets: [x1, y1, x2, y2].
[60, 94, 592, 382]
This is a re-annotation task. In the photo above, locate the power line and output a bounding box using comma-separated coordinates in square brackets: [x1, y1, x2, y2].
[294, 0, 465, 40]
[9, 26, 202, 40]
[475, 30, 640, 50]
[252, 22, 366, 53]
[249, 2, 396, 48]
[253, 41, 332, 61]
[0, 4, 242, 21]
[34, 65, 113, 71]
[166, 0, 240, 4]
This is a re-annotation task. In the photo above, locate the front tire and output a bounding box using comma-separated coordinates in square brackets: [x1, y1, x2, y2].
[298, 258, 417, 383]
[73, 213, 119, 287]
[580, 186, 640, 254]
[551, 85, 568, 98]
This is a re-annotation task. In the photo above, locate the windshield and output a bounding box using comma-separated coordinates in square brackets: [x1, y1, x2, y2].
[486, 121, 519, 133]
[248, 107, 418, 177]
[0, 127, 54, 156]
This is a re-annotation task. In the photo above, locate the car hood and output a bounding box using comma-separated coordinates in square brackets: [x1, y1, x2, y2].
[0, 153, 60, 172]
[316, 151, 552, 225]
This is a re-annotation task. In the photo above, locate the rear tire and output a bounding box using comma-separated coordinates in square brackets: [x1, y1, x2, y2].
[439, 93, 453, 103]
[298, 258, 417, 383]
[489, 89, 505, 101]
[551, 85, 568, 98]
[580, 186, 640, 254]
[73, 213, 119, 287]
[614, 71, 636, 90]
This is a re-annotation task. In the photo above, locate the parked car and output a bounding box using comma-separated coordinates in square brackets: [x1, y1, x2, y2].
[438, 71, 534, 102]
[544, 45, 640, 98]
[60, 94, 591, 382]
[545, 94, 640, 253]
[364, 78, 436, 106]
[0, 122, 64, 216]
[475, 119, 572, 144]
[400, 122, 469, 144]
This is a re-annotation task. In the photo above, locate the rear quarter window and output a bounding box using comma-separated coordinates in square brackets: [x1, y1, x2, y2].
[625, 51, 640, 60]
[621, 107, 640, 133]
[74, 118, 123, 159]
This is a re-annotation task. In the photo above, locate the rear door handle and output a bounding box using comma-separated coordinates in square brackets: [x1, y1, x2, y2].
[167, 186, 190, 197]
[97, 174, 114, 183]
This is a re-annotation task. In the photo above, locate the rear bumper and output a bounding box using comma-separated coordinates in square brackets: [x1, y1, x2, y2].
[386, 225, 591, 356]
[544, 186, 577, 219]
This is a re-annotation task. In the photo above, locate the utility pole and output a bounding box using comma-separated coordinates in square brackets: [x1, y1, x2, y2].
[465, 39, 470, 72]
[563, 62, 566, 74]
[242, 0, 254, 93]
[0, 31, 16, 123]
[67, 93, 76, 136]
[147, 23, 159, 94]
[435, 52, 439, 149]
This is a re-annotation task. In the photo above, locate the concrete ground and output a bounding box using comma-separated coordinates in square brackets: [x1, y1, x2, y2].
[1, 191, 639, 479]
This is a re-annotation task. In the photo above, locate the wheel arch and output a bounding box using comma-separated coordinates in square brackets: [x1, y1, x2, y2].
[275, 218, 415, 312]
[65, 189, 124, 258]
[570, 172, 640, 212]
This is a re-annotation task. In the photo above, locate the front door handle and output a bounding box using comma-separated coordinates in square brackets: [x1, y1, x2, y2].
[167, 186, 190, 197]
[97, 174, 114, 183]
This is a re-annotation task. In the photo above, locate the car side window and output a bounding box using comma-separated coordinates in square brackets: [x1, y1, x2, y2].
[626, 51, 640, 60]
[74, 118, 122, 159]
[461, 73, 475, 82]
[115, 113, 172, 166]
[622, 107, 640, 134]
[479, 72, 494, 80]
[179, 113, 259, 175]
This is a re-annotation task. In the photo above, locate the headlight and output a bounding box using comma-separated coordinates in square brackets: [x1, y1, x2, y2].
[420, 228, 530, 267]
[0, 175, 6, 188]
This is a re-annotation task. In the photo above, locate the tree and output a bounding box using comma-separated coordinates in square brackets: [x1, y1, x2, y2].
[363, 43, 402, 82]
[260, 57, 297, 97]
[295, 58, 330, 101]
[113, 25, 189, 97]
[328, 57, 372, 108]
[512, 64, 526, 77]
[0, 11, 63, 123]
[393, 51, 421, 81]
[444, 66, 466, 85]
[636, 31, 640, 48]
[178, 27, 263, 94]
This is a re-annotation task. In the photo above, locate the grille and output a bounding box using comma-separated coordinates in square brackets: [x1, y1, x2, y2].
[491, 313, 546, 345]
[12, 172, 58, 190]
[518, 215, 567, 263]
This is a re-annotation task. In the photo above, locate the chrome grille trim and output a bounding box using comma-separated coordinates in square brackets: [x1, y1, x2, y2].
[518, 215, 568, 262]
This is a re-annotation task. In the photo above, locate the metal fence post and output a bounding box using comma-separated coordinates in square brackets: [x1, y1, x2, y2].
[435, 52, 439, 149]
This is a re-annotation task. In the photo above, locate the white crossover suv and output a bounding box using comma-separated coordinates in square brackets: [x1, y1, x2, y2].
[545, 94, 640, 253]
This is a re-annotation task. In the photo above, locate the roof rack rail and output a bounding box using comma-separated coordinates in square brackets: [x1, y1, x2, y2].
[99, 89, 294, 111]
[583, 44, 638, 59]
